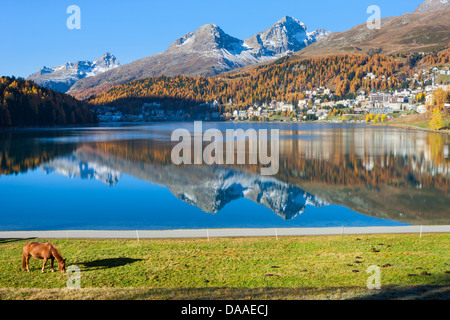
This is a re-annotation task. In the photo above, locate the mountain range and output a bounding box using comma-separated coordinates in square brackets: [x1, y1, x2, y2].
[27, 52, 120, 93]
[27, 16, 329, 94]
[26, 0, 450, 100]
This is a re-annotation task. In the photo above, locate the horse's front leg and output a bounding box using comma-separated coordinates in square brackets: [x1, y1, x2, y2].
[50, 258, 55, 272]
[42, 257, 48, 273]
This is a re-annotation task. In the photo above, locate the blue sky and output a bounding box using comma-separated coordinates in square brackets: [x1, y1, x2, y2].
[0, 0, 424, 78]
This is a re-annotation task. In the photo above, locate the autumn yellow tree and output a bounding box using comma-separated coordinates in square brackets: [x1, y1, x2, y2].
[427, 88, 448, 111]
[429, 108, 443, 131]
[435, 88, 447, 111]
[373, 114, 380, 123]
[365, 113, 375, 122]
[416, 92, 425, 103]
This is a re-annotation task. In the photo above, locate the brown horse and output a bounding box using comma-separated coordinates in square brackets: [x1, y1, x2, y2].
[22, 242, 66, 273]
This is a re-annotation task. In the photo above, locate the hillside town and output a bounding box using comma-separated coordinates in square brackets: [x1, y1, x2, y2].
[95, 66, 450, 123]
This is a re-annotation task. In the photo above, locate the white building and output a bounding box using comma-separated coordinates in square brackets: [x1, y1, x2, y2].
[279, 102, 295, 112]
[298, 99, 309, 108]
[356, 95, 366, 103]
[394, 89, 411, 97]
[368, 106, 393, 115]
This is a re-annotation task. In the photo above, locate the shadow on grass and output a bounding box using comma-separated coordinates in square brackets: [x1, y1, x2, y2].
[0, 285, 449, 300]
[0, 238, 36, 245]
[351, 271, 450, 300]
[351, 285, 450, 300]
[127, 285, 450, 300]
[81, 258, 143, 270]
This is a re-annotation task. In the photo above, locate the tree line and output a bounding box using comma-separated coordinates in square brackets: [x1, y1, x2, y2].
[0, 76, 98, 128]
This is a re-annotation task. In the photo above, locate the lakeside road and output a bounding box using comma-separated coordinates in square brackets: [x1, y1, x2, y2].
[1, 225, 449, 239]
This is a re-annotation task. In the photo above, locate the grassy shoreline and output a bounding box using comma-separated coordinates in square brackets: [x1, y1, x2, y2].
[0, 234, 449, 300]
[376, 111, 450, 134]
[372, 121, 450, 134]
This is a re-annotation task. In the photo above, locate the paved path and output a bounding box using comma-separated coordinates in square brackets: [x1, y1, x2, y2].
[0, 226, 449, 239]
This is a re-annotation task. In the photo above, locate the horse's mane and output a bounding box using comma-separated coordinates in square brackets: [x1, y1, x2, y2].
[48, 243, 64, 262]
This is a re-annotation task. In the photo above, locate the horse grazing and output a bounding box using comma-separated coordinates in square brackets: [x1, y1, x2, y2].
[22, 242, 66, 273]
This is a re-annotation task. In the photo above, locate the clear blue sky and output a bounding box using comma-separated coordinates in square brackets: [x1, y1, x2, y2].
[0, 0, 424, 78]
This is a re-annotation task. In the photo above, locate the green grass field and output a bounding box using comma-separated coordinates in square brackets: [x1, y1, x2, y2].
[0, 234, 449, 300]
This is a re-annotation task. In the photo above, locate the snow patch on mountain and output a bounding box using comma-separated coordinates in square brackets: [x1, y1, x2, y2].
[307, 29, 332, 42]
[27, 53, 120, 93]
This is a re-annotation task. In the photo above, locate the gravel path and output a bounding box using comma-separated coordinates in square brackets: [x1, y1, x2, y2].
[0, 225, 449, 239]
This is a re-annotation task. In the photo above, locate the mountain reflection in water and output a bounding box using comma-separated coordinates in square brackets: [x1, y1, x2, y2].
[41, 151, 328, 220]
[0, 123, 449, 228]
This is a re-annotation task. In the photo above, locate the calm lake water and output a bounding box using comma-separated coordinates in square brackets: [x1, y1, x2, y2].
[0, 122, 449, 231]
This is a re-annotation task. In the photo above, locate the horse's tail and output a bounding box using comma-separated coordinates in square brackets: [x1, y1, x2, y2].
[21, 252, 28, 270]
[21, 243, 30, 271]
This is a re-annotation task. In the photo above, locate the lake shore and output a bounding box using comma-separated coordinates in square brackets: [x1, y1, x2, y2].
[228, 119, 450, 134]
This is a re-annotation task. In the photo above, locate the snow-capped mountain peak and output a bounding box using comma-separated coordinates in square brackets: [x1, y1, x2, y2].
[166, 16, 331, 74]
[169, 23, 243, 53]
[244, 16, 328, 57]
[94, 52, 120, 69]
[27, 53, 120, 92]
[307, 28, 332, 42]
